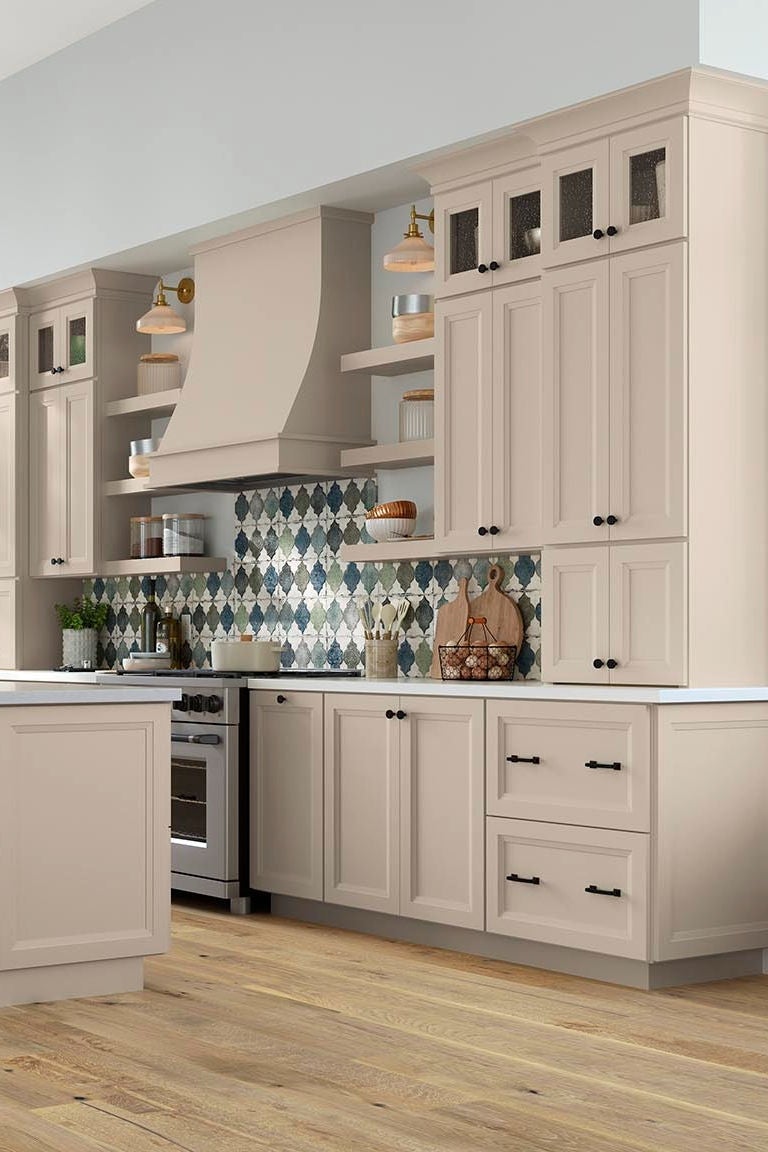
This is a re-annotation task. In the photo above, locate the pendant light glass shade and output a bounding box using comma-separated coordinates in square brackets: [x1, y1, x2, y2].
[383, 233, 435, 272]
[136, 302, 187, 334]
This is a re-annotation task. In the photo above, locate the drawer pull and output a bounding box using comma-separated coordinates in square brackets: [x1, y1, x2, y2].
[585, 760, 622, 771]
[506, 754, 540, 764]
[506, 873, 540, 885]
[585, 884, 622, 898]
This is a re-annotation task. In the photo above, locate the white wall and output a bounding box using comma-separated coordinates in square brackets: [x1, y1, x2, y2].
[0, 0, 701, 289]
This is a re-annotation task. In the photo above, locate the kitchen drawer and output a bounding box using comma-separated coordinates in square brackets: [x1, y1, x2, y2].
[486, 817, 649, 958]
[486, 701, 650, 832]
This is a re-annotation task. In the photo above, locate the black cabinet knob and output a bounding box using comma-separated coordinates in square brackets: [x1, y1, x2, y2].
[396, 709, 406, 720]
[593, 658, 605, 669]
[606, 514, 618, 525]
[477, 263, 488, 274]
[593, 229, 604, 240]
[385, 709, 395, 719]
[592, 515, 604, 526]
[276, 694, 287, 704]
[606, 659, 618, 669]
[478, 526, 488, 536]
[49, 368, 58, 376]
[606, 225, 618, 236]
[50, 558, 56, 566]
[489, 260, 500, 271]
[489, 525, 500, 535]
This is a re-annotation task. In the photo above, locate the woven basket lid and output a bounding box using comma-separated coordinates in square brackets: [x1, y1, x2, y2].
[140, 353, 179, 363]
[402, 388, 434, 401]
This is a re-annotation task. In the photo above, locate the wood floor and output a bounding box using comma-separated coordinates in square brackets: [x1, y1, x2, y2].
[1, 904, 767, 1151]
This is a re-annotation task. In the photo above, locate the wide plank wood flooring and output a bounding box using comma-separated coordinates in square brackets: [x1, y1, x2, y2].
[0, 902, 767, 1151]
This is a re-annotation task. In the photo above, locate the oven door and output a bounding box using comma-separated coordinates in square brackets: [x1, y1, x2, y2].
[170, 722, 238, 883]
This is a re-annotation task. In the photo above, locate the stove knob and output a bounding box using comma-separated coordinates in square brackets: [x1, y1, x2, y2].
[190, 694, 205, 713]
[178, 693, 190, 713]
[207, 695, 223, 715]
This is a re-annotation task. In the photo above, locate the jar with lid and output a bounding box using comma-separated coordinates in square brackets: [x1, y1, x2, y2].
[162, 513, 205, 556]
[130, 516, 164, 560]
[399, 388, 435, 442]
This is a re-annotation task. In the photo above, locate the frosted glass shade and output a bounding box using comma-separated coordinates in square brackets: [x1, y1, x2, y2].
[136, 303, 187, 334]
[383, 234, 435, 272]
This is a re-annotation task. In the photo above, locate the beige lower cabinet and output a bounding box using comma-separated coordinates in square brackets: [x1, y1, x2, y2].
[486, 700, 650, 832]
[324, 694, 485, 928]
[543, 541, 687, 685]
[250, 690, 324, 901]
[486, 817, 649, 959]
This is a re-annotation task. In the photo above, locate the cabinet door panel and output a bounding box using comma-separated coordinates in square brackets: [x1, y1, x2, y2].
[29, 308, 59, 390]
[0, 395, 17, 578]
[541, 139, 610, 267]
[609, 243, 686, 540]
[61, 380, 94, 576]
[324, 695, 399, 913]
[0, 580, 16, 669]
[434, 182, 493, 299]
[491, 166, 542, 285]
[435, 294, 493, 552]
[491, 282, 542, 549]
[60, 299, 93, 384]
[542, 546, 610, 683]
[609, 542, 687, 686]
[400, 698, 484, 930]
[542, 262, 610, 544]
[250, 691, 323, 900]
[29, 389, 63, 577]
[609, 116, 687, 253]
[0, 317, 16, 395]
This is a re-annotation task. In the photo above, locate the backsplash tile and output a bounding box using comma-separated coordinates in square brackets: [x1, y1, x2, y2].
[85, 478, 541, 679]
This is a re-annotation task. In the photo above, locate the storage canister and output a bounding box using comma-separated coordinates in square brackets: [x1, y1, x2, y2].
[128, 436, 160, 479]
[399, 388, 434, 442]
[130, 516, 163, 560]
[391, 294, 434, 344]
[137, 353, 181, 395]
[162, 513, 205, 556]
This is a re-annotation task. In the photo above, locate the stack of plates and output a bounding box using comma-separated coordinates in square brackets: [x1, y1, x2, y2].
[122, 651, 171, 672]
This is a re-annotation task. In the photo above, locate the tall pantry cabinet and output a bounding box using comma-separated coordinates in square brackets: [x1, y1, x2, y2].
[423, 69, 768, 688]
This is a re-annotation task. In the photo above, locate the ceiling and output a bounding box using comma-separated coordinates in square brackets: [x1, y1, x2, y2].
[0, 0, 156, 83]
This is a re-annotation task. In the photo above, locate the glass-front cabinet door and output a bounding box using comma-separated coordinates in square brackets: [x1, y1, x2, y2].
[0, 318, 15, 395]
[608, 117, 686, 252]
[434, 181, 493, 298]
[29, 307, 59, 389]
[29, 299, 94, 390]
[491, 165, 542, 286]
[541, 139, 610, 268]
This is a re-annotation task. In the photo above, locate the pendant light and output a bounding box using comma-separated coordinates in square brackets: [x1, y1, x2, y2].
[136, 277, 195, 334]
[383, 205, 435, 272]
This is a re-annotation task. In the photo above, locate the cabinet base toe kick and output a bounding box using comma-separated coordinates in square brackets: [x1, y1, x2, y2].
[0, 956, 145, 1009]
[269, 896, 765, 991]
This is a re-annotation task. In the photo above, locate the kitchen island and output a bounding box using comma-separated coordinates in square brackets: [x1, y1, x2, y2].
[0, 681, 177, 1007]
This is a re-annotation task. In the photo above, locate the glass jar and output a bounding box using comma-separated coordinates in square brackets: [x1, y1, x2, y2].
[399, 388, 435, 442]
[130, 516, 163, 560]
[162, 513, 205, 556]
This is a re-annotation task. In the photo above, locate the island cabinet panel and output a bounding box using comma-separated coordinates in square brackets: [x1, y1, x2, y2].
[250, 690, 324, 901]
[0, 704, 170, 970]
[655, 704, 768, 960]
[486, 701, 651, 832]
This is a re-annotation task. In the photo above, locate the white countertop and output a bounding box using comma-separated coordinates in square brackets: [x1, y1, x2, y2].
[0, 677, 179, 706]
[0, 669, 105, 683]
[247, 676, 768, 704]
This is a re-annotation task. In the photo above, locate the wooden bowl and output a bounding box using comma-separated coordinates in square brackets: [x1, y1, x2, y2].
[368, 500, 417, 520]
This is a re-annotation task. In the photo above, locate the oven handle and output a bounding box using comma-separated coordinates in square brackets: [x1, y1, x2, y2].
[171, 733, 221, 746]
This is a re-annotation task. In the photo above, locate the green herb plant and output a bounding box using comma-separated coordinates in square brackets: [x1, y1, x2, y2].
[55, 598, 109, 632]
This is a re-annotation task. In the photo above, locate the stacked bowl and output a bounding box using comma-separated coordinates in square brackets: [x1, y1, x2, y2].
[365, 500, 417, 542]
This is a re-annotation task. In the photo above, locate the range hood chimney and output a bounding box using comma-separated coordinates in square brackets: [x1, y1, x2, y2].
[149, 207, 372, 490]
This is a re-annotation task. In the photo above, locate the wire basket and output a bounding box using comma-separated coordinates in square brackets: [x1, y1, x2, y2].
[438, 616, 517, 682]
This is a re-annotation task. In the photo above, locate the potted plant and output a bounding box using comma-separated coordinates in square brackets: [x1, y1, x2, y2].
[54, 598, 109, 670]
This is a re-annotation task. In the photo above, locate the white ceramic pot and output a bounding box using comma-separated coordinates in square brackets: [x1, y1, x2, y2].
[210, 639, 283, 673]
[62, 628, 97, 670]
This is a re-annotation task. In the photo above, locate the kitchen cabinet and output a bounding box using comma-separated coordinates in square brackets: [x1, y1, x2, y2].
[250, 690, 324, 901]
[0, 305, 21, 396]
[324, 693, 485, 928]
[540, 116, 686, 267]
[434, 165, 542, 298]
[29, 299, 93, 390]
[542, 541, 687, 686]
[0, 394, 18, 579]
[543, 242, 686, 544]
[435, 281, 542, 554]
[30, 380, 95, 578]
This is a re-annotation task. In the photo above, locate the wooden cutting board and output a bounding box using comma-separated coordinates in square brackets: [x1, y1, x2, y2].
[429, 577, 470, 678]
[466, 565, 524, 654]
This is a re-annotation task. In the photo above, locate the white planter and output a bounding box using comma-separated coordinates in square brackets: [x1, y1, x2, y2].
[62, 628, 98, 670]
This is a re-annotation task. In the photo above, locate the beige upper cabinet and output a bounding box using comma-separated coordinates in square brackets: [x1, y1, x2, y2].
[436, 284, 542, 554]
[541, 117, 686, 268]
[250, 690, 324, 901]
[543, 242, 686, 545]
[30, 380, 95, 578]
[0, 314, 18, 396]
[0, 395, 18, 580]
[29, 299, 93, 390]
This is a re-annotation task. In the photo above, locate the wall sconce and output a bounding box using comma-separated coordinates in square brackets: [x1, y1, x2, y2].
[383, 205, 435, 272]
[136, 277, 196, 334]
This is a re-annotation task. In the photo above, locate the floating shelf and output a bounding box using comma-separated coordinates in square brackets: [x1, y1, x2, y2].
[340, 439, 434, 471]
[340, 537, 439, 563]
[341, 340, 435, 377]
[103, 478, 187, 497]
[104, 389, 182, 418]
[97, 556, 227, 577]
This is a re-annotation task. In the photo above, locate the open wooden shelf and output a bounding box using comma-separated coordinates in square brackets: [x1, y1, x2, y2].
[103, 478, 187, 497]
[340, 536, 439, 563]
[340, 439, 434, 471]
[97, 556, 227, 577]
[104, 388, 182, 418]
[341, 340, 435, 377]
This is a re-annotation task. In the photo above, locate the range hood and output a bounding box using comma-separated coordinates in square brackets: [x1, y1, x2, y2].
[149, 207, 373, 491]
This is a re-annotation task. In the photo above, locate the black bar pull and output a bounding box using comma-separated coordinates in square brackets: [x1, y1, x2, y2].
[585, 884, 622, 897]
[506, 873, 540, 885]
[506, 754, 540, 764]
[585, 760, 621, 771]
